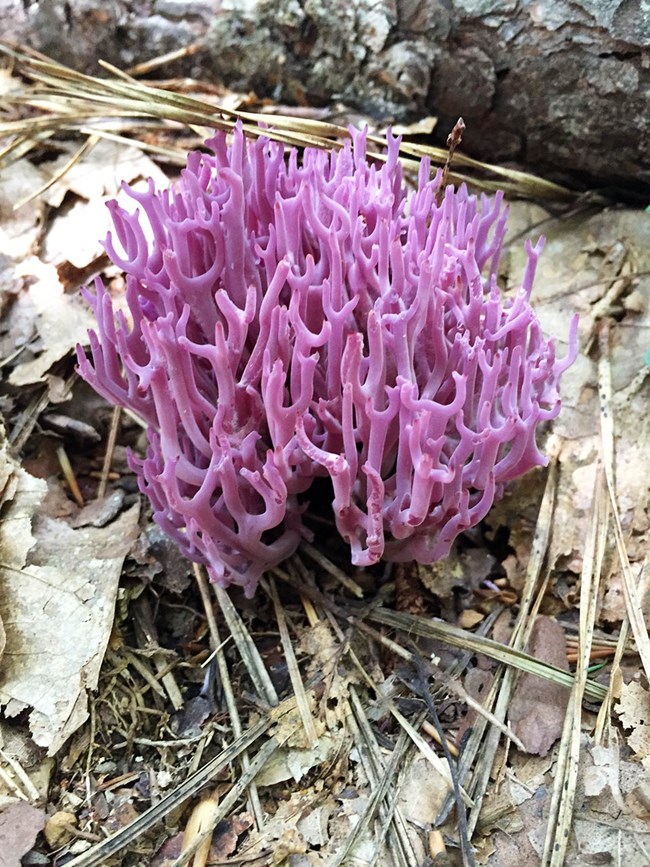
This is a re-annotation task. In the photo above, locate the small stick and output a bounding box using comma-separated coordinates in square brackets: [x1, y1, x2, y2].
[125, 40, 206, 78]
[435, 116, 466, 208]
[411, 654, 477, 867]
[57, 445, 84, 506]
[97, 405, 121, 500]
[300, 540, 364, 598]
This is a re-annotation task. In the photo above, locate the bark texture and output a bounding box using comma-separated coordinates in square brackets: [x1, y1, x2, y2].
[6, 0, 650, 196]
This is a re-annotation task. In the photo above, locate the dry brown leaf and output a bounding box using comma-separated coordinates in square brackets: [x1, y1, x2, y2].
[299, 621, 357, 729]
[270, 827, 307, 865]
[245, 792, 332, 859]
[508, 616, 570, 756]
[0, 160, 47, 260]
[7, 258, 96, 388]
[505, 205, 650, 596]
[39, 139, 169, 207]
[0, 472, 140, 754]
[397, 754, 449, 826]
[615, 680, 650, 770]
[0, 800, 46, 867]
[254, 731, 342, 787]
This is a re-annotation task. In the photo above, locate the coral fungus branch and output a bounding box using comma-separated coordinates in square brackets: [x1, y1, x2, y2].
[78, 125, 577, 596]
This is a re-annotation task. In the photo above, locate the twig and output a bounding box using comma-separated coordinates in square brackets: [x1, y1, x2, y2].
[264, 575, 319, 748]
[411, 654, 477, 867]
[435, 117, 466, 207]
[542, 464, 606, 866]
[194, 564, 264, 829]
[214, 586, 279, 708]
[62, 717, 271, 867]
[598, 321, 650, 680]
[97, 405, 121, 500]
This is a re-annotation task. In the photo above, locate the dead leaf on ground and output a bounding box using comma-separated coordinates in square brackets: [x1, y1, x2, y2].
[0, 467, 140, 753]
[6, 258, 96, 388]
[397, 754, 449, 826]
[152, 812, 253, 867]
[508, 616, 570, 756]
[245, 792, 336, 864]
[255, 730, 344, 787]
[299, 621, 357, 730]
[40, 139, 169, 207]
[0, 799, 46, 867]
[615, 680, 650, 771]
[0, 160, 46, 260]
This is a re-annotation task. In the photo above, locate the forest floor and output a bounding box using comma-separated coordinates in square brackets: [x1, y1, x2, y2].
[0, 46, 649, 867]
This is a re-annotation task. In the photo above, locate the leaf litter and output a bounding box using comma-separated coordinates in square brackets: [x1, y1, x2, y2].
[0, 46, 648, 867]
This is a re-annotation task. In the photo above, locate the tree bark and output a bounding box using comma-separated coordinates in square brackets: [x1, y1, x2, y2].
[6, 0, 650, 198]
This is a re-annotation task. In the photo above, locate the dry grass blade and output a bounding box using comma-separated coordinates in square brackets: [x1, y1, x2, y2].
[300, 540, 364, 597]
[367, 607, 607, 702]
[264, 575, 319, 748]
[0, 42, 576, 201]
[14, 132, 99, 208]
[367, 133, 574, 200]
[332, 688, 417, 867]
[389, 703, 467, 802]
[62, 717, 270, 867]
[542, 464, 607, 866]
[351, 711, 419, 867]
[352, 616, 525, 752]
[194, 565, 264, 827]
[598, 324, 650, 680]
[170, 737, 282, 867]
[594, 563, 649, 744]
[214, 585, 279, 708]
[463, 450, 558, 834]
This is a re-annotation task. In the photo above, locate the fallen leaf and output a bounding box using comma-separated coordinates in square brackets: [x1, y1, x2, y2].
[615, 680, 650, 770]
[508, 616, 570, 756]
[396, 754, 449, 826]
[0, 466, 140, 753]
[299, 621, 357, 729]
[271, 827, 307, 865]
[211, 812, 253, 858]
[152, 813, 253, 867]
[0, 799, 46, 867]
[7, 258, 96, 387]
[297, 803, 332, 848]
[0, 160, 46, 260]
[40, 139, 169, 206]
[389, 116, 438, 136]
[254, 731, 343, 787]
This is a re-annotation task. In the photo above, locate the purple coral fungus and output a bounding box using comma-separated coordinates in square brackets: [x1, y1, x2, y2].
[77, 125, 577, 596]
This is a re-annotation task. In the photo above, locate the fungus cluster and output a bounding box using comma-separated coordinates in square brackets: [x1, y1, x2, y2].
[78, 126, 577, 597]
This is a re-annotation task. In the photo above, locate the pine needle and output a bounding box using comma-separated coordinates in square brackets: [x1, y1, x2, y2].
[194, 564, 264, 828]
[542, 464, 607, 866]
[0, 42, 575, 202]
[598, 323, 650, 680]
[62, 716, 271, 867]
[264, 575, 319, 748]
[214, 585, 279, 708]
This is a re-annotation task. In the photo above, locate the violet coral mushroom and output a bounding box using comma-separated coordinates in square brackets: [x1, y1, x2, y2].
[77, 125, 577, 597]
